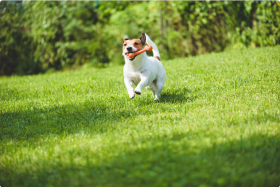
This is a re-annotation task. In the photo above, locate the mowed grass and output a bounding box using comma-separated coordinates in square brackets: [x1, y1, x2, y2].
[0, 46, 280, 187]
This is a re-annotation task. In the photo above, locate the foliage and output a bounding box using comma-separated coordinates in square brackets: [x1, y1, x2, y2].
[1, 46, 280, 186]
[0, 2, 37, 75]
[0, 1, 279, 75]
[109, 1, 280, 58]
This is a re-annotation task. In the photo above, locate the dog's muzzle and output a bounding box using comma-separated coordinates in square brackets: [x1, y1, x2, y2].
[125, 47, 139, 61]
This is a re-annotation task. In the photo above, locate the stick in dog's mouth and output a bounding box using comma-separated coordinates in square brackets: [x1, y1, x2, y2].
[125, 51, 139, 61]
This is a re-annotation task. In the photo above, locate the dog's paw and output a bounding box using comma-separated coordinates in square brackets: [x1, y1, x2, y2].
[153, 98, 160, 102]
[134, 87, 141, 95]
[129, 93, 135, 99]
[154, 94, 161, 100]
[134, 90, 141, 95]
[154, 96, 161, 101]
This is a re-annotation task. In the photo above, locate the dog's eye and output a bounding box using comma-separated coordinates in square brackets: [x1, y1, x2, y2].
[134, 42, 139, 45]
[124, 44, 127, 46]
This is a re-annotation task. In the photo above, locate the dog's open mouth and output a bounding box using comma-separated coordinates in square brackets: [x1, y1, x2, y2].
[125, 51, 138, 61]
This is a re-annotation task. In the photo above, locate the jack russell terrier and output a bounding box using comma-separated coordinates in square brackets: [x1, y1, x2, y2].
[122, 33, 166, 100]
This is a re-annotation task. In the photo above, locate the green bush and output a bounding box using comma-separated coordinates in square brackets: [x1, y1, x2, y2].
[0, 2, 37, 75]
[0, 1, 279, 75]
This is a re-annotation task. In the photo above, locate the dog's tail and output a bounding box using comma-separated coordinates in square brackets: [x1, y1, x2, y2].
[145, 33, 160, 60]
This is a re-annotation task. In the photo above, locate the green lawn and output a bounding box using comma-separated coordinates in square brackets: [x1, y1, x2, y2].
[0, 46, 280, 187]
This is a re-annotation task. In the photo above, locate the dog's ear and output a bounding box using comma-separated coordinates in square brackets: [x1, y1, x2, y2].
[139, 33, 146, 45]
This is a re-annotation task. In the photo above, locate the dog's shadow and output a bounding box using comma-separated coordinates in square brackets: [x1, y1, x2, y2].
[160, 88, 198, 103]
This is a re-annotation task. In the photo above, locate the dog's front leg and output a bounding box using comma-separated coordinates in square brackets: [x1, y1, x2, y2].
[124, 78, 135, 99]
[134, 74, 149, 95]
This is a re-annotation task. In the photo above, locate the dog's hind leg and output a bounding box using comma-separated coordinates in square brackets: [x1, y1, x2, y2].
[155, 82, 164, 100]
[146, 83, 156, 97]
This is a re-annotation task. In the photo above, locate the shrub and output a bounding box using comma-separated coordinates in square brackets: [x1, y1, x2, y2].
[0, 1, 279, 75]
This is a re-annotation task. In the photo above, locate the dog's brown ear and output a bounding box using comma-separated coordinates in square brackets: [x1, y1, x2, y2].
[139, 33, 146, 45]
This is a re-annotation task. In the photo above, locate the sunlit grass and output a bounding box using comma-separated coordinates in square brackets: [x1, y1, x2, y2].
[1, 46, 280, 187]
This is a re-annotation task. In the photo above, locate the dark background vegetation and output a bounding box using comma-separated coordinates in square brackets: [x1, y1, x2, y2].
[0, 1, 279, 76]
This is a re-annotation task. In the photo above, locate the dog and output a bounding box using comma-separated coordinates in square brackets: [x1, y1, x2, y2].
[122, 33, 166, 100]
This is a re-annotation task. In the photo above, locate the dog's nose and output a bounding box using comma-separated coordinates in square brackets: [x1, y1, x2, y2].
[127, 47, 132, 52]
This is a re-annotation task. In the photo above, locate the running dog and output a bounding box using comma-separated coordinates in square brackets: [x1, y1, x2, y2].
[122, 33, 166, 100]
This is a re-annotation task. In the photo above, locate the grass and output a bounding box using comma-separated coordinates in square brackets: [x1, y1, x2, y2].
[0, 46, 280, 187]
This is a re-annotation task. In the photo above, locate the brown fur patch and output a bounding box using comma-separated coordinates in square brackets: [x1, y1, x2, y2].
[123, 39, 143, 52]
[155, 56, 160, 61]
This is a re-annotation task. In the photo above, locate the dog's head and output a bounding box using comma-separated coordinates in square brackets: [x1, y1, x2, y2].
[123, 33, 146, 61]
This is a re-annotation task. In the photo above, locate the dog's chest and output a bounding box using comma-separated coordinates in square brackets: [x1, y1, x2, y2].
[126, 71, 141, 85]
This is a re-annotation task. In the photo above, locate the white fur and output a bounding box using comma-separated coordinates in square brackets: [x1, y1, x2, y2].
[123, 33, 166, 100]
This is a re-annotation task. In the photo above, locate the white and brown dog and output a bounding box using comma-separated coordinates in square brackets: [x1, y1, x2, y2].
[122, 33, 166, 100]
